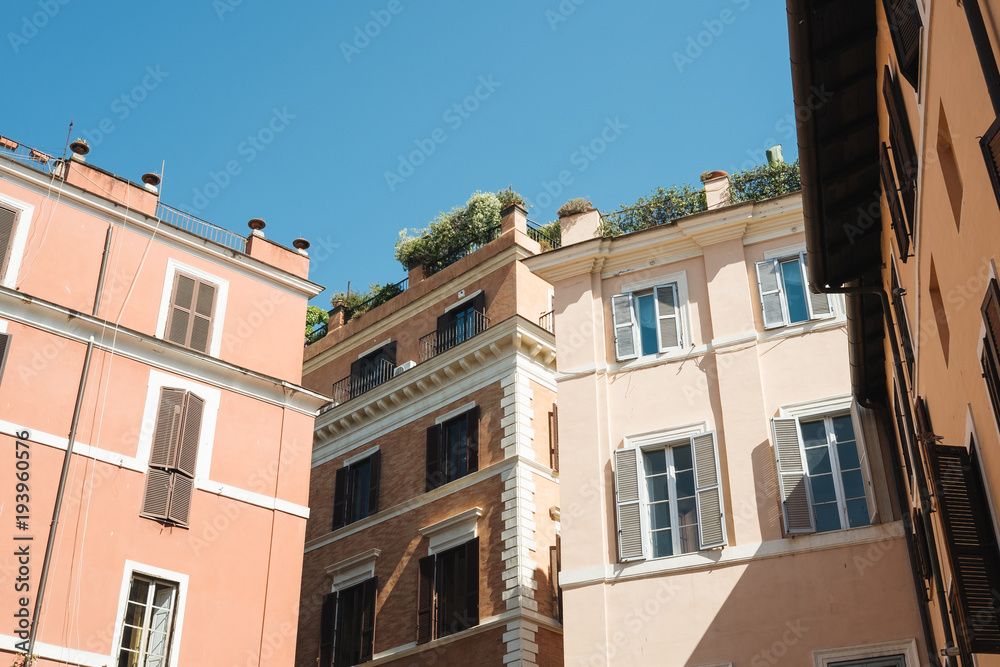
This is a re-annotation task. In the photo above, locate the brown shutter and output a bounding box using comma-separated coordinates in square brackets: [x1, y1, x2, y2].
[425, 425, 444, 492]
[982, 278, 1000, 367]
[551, 535, 563, 622]
[550, 404, 559, 472]
[930, 444, 1000, 651]
[149, 388, 185, 469]
[166, 273, 196, 346]
[416, 555, 435, 644]
[882, 0, 922, 88]
[0, 205, 16, 276]
[980, 115, 1000, 211]
[175, 393, 203, 477]
[0, 332, 11, 387]
[141, 468, 172, 520]
[167, 473, 194, 526]
[189, 280, 216, 353]
[359, 577, 377, 661]
[883, 65, 918, 226]
[367, 450, 381, 515]
[880, 142, 910, 260]
[463, 538, 479, 629]
[319, 592, 337, 667]
[465, 407, 479, 474]
[332, 466, 350, 530]
[891, 266, 915, 380]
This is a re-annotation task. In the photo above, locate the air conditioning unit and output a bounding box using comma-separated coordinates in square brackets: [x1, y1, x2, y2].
[393, 360, 416, 377]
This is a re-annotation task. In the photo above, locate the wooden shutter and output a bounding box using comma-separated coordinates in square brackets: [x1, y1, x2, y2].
[149, 388, 185, 469]
[610, 293, 638, 361]
[691, 431, 726, 549]
[880, 142, 910, 260]
[930, 444, 1000, 651]
[167, 473, 194, 526]
[982, 278, 1000, 371]
[332, 466, 350, 530]
[359, 577, 377, 662]
[0, 205, 17, 277]
[141, 468, 172, 520]
[319, 592, 337, 667]
[462, 538, 479, 628]
[416, 555, 436, 644]
[465, 407, 479, 474]
[367, 450, 381, 515]
[654, 283, 682, 350]
[189, 281, 216, 353]
[883, 65, 918, 225]
[755, 260, 786, 329]
[425, 424, 444, 492]
[882, 0, 922, 88]
[613, 448, 645, 561]
[799, 253, 833, 319]
[551, 535, 563, 623]
[891, 266, 915, 380]
[165, 273, 216, 353]
[852, 403, 881, 525]
[980, 115, 1000, 211]
[550, 404, 559, 472]
[175, 393, 203, 478]
[0, 332, 11, 387]
[471, 292, 487, 335]
[771, 417, 815, 534]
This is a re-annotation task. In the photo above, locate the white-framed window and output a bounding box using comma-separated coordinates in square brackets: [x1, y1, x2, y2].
[613, 429, 725, 561]
[611, 272, 688, 361]
[755, 250, 834, 329]
[771, 399, 876, 535]
[812, 638, 918, 667]
[110, 561, 188, 667]
[0, 191, 34, 289]
[154, 259, 229, 357]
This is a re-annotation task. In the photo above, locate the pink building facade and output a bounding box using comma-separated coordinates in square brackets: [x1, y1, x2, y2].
[0, 137, 325, 666]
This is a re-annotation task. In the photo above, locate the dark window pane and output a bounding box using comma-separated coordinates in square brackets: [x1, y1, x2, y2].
[675, 469, 695, 499]
[637, 294, 658, 356]
[800, 419, 827, 448]
[780, 259, 809, 323]
[805, 446, 832, 475]
[673, 444, 692, 471]
[841, 470, 866, 500]
[676, 496, 697, 524]
[678, 523, 699, 554]
[814, 502, 842, 533]
[646, 475, 670, 502]
[651, 529, 673, 558]
[810, 473, 838, 504]
[643, 450, 666, 476]
[649, 501, 671, 530]
[832, 415, 856, 444]
[349, 459, 371, 522]
[836, 440, 861, 471]
[847, 498, 871, 528]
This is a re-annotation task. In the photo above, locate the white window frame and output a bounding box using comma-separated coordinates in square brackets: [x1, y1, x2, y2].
[0, 191, 35, 289]
[155, 258, 229, 357]
[757, 246, 837, 329]
[637, 438, 700, 559]
[613, 270, 690, 361]
[812, 638, 918, 667]
[109, 560, 188, 667]
[137, 370, 220, 484]
[420, 507, 482, 555]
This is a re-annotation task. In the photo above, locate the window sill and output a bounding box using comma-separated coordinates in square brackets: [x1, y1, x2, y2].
[757, 314, 845, 342]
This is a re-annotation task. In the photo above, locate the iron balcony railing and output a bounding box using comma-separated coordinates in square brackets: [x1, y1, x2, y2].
[425, 224, 501, 275]
[419, 311, 490, 362]
[539, 310, 554, 333]
[331, 358, 395, 404]
[0, 140, 59, 175]
[156, 203, 247, 253]
[349, 277, 408, 319]
[305, 323, 328, 346]
[526, 219, 561, 249]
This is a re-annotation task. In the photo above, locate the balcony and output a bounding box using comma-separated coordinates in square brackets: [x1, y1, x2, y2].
[419, 310, 490, 362]
[331, 358, 395, 404]
[538, 310, 554, 333]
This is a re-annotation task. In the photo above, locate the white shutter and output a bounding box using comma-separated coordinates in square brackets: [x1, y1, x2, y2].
[755, 259, 787, 329]
[800, 252, 833, 319]
[654, 284, 682, 351]
[691, 431, 726, 549]
[771, 417, 816, 534]
[613, 448, 645, 561]
[852, 400, 881, 524]
[611, 293, 638, 361]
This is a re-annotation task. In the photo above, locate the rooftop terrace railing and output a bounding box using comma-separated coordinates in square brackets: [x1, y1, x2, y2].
[156, 203, 247, 253]
[526, 219, 561, 249]
[0, 139, 60, 175]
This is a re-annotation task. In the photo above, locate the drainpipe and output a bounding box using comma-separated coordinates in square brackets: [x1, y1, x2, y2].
[817, 283, 955, 664]
[92, 225, 113, 317]
[26, 337, 95, 660]
[962, 0, 1000, 115]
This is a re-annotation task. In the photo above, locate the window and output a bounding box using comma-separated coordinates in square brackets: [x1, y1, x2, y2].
[881, 0, 921, 89]
[319, 578, 377, 667]
[890, 265, 914, 381]
[0, 331, 10, 388]
[141, 388, 203, 527]
[610, 282, 682, 361]
[549, 535, 563, 623]
[982, 278, 1000, 429]
[350, 342, 396, 399]
[755, 253, 833, 330]
[930, 441, 1000, 652]
[0, 204, 18, 281]
[436, 292, 487, 354]
[830, 658, 905, 667]
[981, 114, 1000, 211]
[771, 413, 873, 535]
[332, 450, 381, 530]
[417, 539, 479, 643]
[613, 432, 726, 561]
[425, 407, 479, 492]
[883, 65, 918, 239]
[165, 272, 217, 353]
[117, 575, 178, 667]
[549, 404, 559, 472]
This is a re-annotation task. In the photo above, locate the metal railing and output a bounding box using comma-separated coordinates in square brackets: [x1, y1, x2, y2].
[419, 311, 490, 362]
[425, 224, 502, 275]
[526, 219, 561, 249]
[305, 323, 328, 346]
[156, 202, 247, 253]
[0, 139, 61, 175]
[349, 277, 408, 319]
[539, 310, 554, 333]
[331, 358, 395, 404]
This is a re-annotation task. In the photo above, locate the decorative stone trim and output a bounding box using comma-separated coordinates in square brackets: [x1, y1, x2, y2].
[325, 548, 380, 591]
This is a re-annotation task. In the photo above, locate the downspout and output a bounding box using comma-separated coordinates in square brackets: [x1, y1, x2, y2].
[819, 283, 956, 663]
[26, 337, 95, 660]
[92, 225, 113, 317]
[962, 0, 1000, 115]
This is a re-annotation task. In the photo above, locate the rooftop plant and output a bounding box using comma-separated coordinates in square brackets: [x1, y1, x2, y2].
[331, 281, 406, 322]
[305, 305, 329, 339]
[557, 198, 592, 217]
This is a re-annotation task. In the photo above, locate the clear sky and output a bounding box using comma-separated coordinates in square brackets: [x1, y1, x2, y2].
[2, 0, 797, 305]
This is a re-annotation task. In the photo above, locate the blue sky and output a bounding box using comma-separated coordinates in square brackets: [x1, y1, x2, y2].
[2, 0, 797, 305]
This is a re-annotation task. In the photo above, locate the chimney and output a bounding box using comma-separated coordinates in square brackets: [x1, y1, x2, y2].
[702, 170, 731, 210]
[558, 199, 601, 246]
